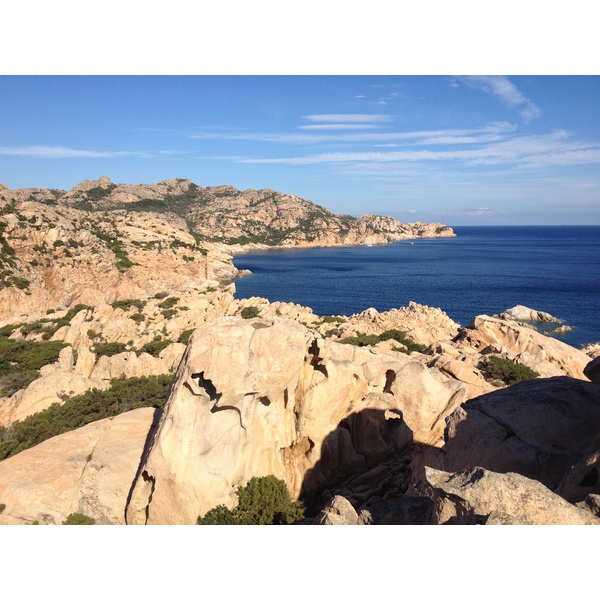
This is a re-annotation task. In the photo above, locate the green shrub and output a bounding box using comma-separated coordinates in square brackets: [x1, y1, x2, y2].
[0, 337, 68, 395]
[138, 337, 171, 356]
[158, 296, 179, 310]
[0, 374, 172, 461]
[320, 316, 347, 324]
[197, 475, 304, 525]
[161, 308, 177, 319]
[479, 356, 539, 386]
[62, 513, 95, 525]
[338, 333, 381, 347]
[111, 299, 146, 312]
[93, 341, 129, 358]
[240, 306, 260, 319]
[130, 313, 145, 323]
[337, 329, 426, 353]
[178, 329, 195, 345]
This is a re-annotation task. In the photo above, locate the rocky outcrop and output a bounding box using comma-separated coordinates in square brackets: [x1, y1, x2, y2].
[424, 466, 600, 525]
[494, 305, 562, 323]
[124, 316, 470, 524]
[442, 377, 600, 491]
[0, 408, 157, 524]
[456, 314, 590, 379]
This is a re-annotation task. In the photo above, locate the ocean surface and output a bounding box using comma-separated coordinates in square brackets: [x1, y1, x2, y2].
[232, 226, 600, 349]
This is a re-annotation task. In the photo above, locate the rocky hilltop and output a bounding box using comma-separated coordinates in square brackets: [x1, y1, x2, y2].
[0, 177, 453, 320]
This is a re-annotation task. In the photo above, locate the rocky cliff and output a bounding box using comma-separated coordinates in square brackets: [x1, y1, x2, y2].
[0, 177, 453, 320]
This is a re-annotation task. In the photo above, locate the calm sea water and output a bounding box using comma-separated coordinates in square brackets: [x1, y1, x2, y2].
[232, 226, 600, 349]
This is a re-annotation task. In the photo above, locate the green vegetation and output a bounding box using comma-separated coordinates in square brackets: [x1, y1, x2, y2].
[92, 341, 129, 358]
[161, 308, 177, 319]
[197, 475, 304, 525]
[138, 336, 171, 356]
[0, 337, 69, 396]
[130, 313, 145, 323]
[158, 296, 179, 310]
[478, 356, 539, 386]
[0, 374, 172, 461]
[337, 329, 426, 354]
[14, 304, 93, 341]
[240, 306, 261, 319]
[91, 229, 134, 271]
[62, 513, 96, 525]
[111, 299, 146, 312]
[178, 329, 195, 345]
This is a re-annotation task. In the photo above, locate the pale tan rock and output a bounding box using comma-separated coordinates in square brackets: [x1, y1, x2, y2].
[389, 361, 467, 446]
[73, 346, 96, 377]
[424, 466, 600, 525]
[90, 351, 171, 382]
[0, 372, 109, 427]
[458, 315, 589, 379]
[125, 317, 416, 524]
[0, 407, 156, 525]
[494, 305, 562, 323]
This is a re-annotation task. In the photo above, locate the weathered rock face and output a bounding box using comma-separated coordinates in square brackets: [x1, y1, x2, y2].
[442, 377, 600, 491]
[424, 466, 600, 525]
[0, 408, 157, 524]
[456, 315, 590, 379]
[125, 316, 467, 524]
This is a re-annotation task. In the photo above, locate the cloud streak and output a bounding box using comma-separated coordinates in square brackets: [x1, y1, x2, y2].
[232, 131, 600, 169]
[0, 145, 151, 159]
[458, 76, 542, 122]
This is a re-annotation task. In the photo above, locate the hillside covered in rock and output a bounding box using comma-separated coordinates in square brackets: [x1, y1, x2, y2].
[0, 177, 453, 321]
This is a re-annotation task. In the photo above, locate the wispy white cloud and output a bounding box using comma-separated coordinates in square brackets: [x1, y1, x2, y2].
[233, 130, 600, 169]
[458, 76, 542, 122]
[299, 124, 384, 131]
[302, 114, 393, 123]
[187, 121, 517, 146]
[0, 145, 150, 159]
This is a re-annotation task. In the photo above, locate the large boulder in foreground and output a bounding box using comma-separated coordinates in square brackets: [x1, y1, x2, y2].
[0, 408, 157, 524]
[442, 377, 600, 491]
[424, 466, 600, 525]
[125, 317, 427, 525]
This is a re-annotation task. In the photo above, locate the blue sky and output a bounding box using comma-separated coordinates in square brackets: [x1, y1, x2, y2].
[1, 75, 599, 226]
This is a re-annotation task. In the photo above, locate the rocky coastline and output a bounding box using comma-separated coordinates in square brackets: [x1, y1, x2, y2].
[0, 178, 599, 526]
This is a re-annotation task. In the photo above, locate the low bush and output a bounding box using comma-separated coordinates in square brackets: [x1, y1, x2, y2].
[197, 475, 304, 525]
[0, 337, 69, 396]
[138, 337, 171, 356]
[240, 306, 260, 319]
[62, 513, 95, 525]
[92, 341, 129, 358]
[178, 329, 195, 345]
[337, 329, 426, 353]
[0, 374, 172, 461]
[479, 356, 539, 386]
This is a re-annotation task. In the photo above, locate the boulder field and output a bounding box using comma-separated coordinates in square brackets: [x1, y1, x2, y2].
[1, 309, 599, 525]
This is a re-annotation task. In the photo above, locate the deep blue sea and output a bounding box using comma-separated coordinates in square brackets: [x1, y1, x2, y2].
[232, 226, 600, 349]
